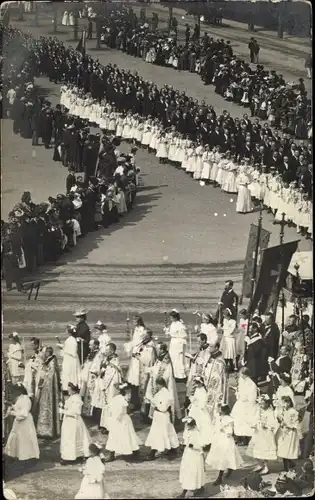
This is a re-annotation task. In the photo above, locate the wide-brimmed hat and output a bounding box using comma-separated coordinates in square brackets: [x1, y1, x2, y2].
[73, 308, 88, 317]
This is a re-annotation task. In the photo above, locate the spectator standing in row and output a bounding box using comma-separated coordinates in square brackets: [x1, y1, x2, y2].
[248, 38, 260, 64]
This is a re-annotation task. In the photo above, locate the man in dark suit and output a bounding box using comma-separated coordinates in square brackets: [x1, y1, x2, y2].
[261, 312, 280, 359]
[216, 280, 239, 325]
[73, 308, 91, 363]
[66, 167, 76, 194]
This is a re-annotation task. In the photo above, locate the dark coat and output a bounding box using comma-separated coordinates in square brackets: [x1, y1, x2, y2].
[244, 334, 268, 381]
[261, 322, 280, 359]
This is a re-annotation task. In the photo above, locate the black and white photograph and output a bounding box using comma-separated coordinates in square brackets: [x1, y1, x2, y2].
[1, 0, 313, 498]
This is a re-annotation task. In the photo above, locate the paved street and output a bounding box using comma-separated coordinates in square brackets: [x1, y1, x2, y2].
[2, 6, 312, 499]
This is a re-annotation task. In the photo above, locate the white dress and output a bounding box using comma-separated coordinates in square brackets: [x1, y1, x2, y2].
[201, 151, 212, 180]
[236, 173, 253, 213]
[7, 343, 24, 381]
[276, 408, 300, 460]
[165, 320, 187, 379]
[60, 336, 81, 391]
[69, 12, 75, 26]
[206, 415, 243, 471]
[5, 395, 40, 460]
[75, 456, 110, 500]
[125, 326, 147, 386]
[99, 357, 122, 430]
[246, 408, 278, 460]
[222, 162, 238, 193]
[200, 322, 218, 346]
[188, 386, 213, 446]
[231, 377, 258, 437]
[62, 10, 69, 26]
[145, 387, 179, 452]
[60, 394, 91, 461]
[106, 394, 140, 455]
[179, 427, 205, 491]
[156, 137, 168, 158]
[220, 318, 237, 359]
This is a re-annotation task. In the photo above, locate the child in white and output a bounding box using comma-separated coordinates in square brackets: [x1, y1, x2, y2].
[206, 404, 243, 485]
[105, 383, 140, 462]
[5, 384, 40, 461]
[246, 395, 278, 475]
[276, 395, 301, 472]
[59, 383, 91, 463]
[179, 417, 205, 497]
[231, 367, 258, 445]
[145, 377, 179, 460]
[75, 443, 110, 499]
[188, 376, 213, 447]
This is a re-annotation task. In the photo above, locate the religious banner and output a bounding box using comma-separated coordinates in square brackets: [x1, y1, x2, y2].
[241, 224, 271, 299]
[248, 240, 300, 316]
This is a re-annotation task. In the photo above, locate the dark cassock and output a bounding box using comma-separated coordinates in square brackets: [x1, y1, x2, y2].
[82, 138, 99, 182]
[75, 314, 91, 363]
[41, 108, 53, 149]
[261, 320, 280, 359]
[32, 350, 62, 439]
[244, 328, 268, 383]
[66, 169, 76, 194]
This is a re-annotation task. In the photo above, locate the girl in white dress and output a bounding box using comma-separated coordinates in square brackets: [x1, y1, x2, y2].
[156, 132, 169, 163]
[56, 324, 81, 392]
[164, 310, 187, 380]
[62, 10, 70, 26]
[220, 308, 237, 372]
[248, 166, 262, 202]
[181, 141, 194, 172]
[179, 417, 205, 497]
[275, 396, 301, 472]
[222, 158, 239, 193]
[59, 382, 91, 463]
[149, 123, 159, 152]
[188, 376, 213, 447]
[105, 383, 140, 462]
[273, 373, 295, 412]
[216, 154, 228, 188]
[7, 332, 24, 384]
[75, 443, 110, 499]
[210, 148, 221, 184]
[236, 167, 253, 214]
[206, 404, 243, 485]
[145, 377, 179, 460]
[246, 395, 278, 475]
[200, 145, 212, 181]
[115, 113, 124, 138]
[198, 313, 218, 346]
[193, 143, 204, 180]
[141, 120, 152, 148]
[5, 384, 40, 461]
[231, 367, 258, 445]
[69, 11, 75, 26]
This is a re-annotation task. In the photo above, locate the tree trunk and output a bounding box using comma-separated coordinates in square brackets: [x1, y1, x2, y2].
[18, 2, 24, 21]
[53, 5, 58, 33]
[168, 6, 173, 33]
[74, 13, 79, 41]
[35, 3, 39, 26]
[277, 11, 284, 39]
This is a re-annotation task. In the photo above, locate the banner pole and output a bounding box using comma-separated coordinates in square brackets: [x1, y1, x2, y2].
[247, 201, 263, 325]
[279, 213, 286, 332]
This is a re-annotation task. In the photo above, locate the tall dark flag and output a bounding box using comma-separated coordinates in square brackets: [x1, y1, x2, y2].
[76, 29, 87, 56]
[241, 224, 271, 299]
[248, 240, 300, 316]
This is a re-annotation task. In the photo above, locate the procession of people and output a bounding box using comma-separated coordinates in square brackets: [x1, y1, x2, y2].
[1, 8, 314, 499]
[4, 287, 313, 497]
